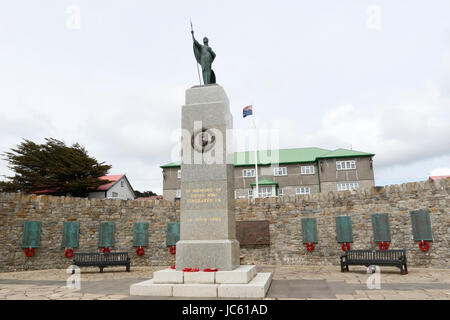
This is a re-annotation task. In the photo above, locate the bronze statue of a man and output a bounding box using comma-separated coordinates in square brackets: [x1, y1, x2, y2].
[191, 30, 216, 85]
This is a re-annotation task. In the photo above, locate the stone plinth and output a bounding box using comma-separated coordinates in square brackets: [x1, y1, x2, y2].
[176, 240, 239, 271]
[176, 84, 240, 271]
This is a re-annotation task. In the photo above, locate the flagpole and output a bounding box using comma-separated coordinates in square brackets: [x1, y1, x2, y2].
[253, 105, 259, 199]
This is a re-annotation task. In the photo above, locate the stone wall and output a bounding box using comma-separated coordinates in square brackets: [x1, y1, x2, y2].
[0, 195, 180, 272]
[0, 179, 448, 272]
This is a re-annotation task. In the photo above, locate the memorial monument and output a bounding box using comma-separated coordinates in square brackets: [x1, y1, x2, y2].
[175, 84, 240, 271]
[130, 26, 272, 298]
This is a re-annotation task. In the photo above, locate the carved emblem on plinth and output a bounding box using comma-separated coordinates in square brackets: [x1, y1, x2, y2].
[191, 128, 216, 153]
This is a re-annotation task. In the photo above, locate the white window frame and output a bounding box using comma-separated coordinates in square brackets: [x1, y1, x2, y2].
[177, 170, 181, 179]
[278, 188, 284, 197]
[295, 186, 311, 195]
[242, 169, 256, 177]
[248, 189, 253, 199]
[175, 189, 181, 198]
[337, 182, 359, 191]
[336, 160, 356, 170]
[112, 192, 118, 198]
[273, 167, 287, 176]
[300, 165, 315, 175]
[121, 180, 124, 188]
[258, 186, 275, 198]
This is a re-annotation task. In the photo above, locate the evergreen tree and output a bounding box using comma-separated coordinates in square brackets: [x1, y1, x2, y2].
[0, 138, 111, 197]
[134, 190, 157, 198]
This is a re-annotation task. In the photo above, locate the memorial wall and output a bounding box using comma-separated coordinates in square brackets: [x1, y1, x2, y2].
[0, 178, 448, 272]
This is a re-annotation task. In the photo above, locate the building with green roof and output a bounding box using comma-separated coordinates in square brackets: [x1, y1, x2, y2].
[161, 147, 375, 200]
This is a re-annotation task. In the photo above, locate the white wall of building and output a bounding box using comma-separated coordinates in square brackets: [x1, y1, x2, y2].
[106, 177, 135, 200]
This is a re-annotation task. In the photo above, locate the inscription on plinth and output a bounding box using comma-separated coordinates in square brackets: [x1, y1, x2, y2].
[185, 187, 222, 204]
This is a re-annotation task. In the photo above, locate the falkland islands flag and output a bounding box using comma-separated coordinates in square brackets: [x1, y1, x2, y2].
[243, 105, 253, 118]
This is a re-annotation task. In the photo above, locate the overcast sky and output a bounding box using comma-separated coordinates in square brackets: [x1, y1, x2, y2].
[1, 1, 449, 194]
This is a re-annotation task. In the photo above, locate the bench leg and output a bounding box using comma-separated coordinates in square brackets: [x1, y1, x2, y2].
[399, 264, 408, 275]
[126, 264, 130, 272]
[99, 267, 104, 273]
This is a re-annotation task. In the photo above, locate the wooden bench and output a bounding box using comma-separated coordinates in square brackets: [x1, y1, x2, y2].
[72, 252, 130, 273]
[340, 249, 408, 275]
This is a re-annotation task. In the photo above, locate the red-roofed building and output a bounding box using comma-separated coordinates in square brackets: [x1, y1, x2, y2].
[88, 174, 136, 200]
[135, 195, 163, 201]
[429, 175, 450, 181]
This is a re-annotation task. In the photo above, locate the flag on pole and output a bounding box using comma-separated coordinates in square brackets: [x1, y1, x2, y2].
[243, 105, 253, 118]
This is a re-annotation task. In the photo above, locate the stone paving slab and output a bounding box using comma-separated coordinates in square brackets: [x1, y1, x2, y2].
[0, 265, 448, 300]
[267, 279, 357, 299]
[0, 266, 161, 282]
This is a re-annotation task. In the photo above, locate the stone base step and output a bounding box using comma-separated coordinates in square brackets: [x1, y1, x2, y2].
[130, 279, 173, 296]
[173, 283, 218, 297]
[218, 273, 273, 298]
[153, 265, 257, 284]
[216, 265, 257, 284]
[130, 272, 273, 298]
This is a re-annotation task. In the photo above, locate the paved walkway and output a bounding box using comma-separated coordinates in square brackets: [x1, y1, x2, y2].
[0, 265, 449, 300]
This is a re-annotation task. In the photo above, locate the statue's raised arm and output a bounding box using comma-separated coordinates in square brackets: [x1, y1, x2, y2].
[191, 30, 201, 49]
[192, 31, 202, 66]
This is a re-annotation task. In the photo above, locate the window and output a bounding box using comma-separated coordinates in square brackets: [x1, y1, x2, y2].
[121, 180, 124, 188]
[248, 189, 253, 199]
[175, 189, 181, 198]
[296, 186, 310, 195]
[177, 170, 181, 179]
[242, 169, 256, 177]
[278, 188, 284, 197]
[273, 167, 287, 176]
[258, 186, 274, 198]
[337, 182, 359, 191]
[112, 192, 118, 198]
[336, 160, 356, 170]
[301, 165, 315, 175]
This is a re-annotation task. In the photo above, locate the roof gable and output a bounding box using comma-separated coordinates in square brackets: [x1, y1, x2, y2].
[316, 148, 375, 159]
[95, 174, 125, 191]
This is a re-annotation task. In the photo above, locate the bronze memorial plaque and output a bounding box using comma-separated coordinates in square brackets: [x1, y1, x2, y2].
[236, 220, 270, 245]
